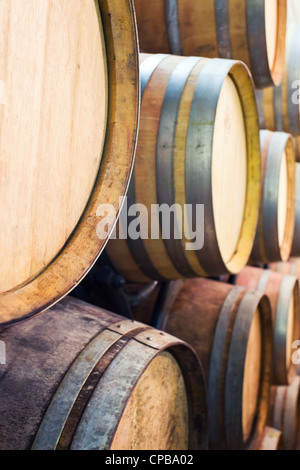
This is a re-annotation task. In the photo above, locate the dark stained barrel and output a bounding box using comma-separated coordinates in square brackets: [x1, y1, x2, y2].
[134, 278, 273, 450]
[134, 0, 287, 88]
[255, 25, 300, 134]
[236, 266, 300, 386]
[0, 297, 208, 450]
[267, 377, 300, 450]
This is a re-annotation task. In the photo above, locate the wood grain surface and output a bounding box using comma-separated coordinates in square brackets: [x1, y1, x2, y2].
[0, 0, 140, 326]
[111, 352, 189, 450]
[133, 0, 287, 88]
[236, 266, 300, 386]
[251, 130, 295, 264]
[0, 296, 208, 450]
[256, 25, 300, 136]
[145, 278, 273, 450]
[107, 53, 261, 281]
[0, 1, 107, 293]
[268, 376, 300, 449]
[259, 427, 284, 450]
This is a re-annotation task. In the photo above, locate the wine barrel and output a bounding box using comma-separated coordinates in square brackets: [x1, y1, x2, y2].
[297, 138, 300, 161]
[0, 0, 139, 327]
[291, 165, 300, 257]
[293, 137, 300, 163]
[107, 53, 261, 282]
[255, 25, 300, 136]
[133, 0, 287, 88]
[235, 266, 300, 386]
[267, 377, 300, 450]
[269, 259, 300, 278]
[147, 278, 273, 450]
[250, 130, 296, 264]
[258, 427, 284, 450]
[0, 296, 208, 451]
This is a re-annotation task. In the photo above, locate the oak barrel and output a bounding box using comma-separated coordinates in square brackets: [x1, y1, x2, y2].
[235, 266, 300, 386]
[250, 130, 296, 264]
[0, 296, 208, 450]
[255, 25, 300, 136]
[295, 137, 300, 163]
[269, 259, 300, 278]
[291, 165, 300, 257]
[267, 376, 300, 450]
[258, 427, 284, 450]
[0, 0, 139, 326]
[133, 0, 287, 88]
[107, 53, 261, 282]
[143, 278, 273, 450]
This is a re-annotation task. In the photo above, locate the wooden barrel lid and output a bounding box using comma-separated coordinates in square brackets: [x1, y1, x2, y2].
[242, 308, 262, 442]
[265, 0, 279, 73]
[286, 295, 295, 371]
[283, 280, 300, 385]
[111, 351, 189, 450]
[276, 135, 295, 263]
[259, 427, 283, 450]
[291, 164, 300, 256]
[0, 0, 139, 326]
[277, 149, 289, 249]
[212, 75, 247, 265]
[147, 278, 273, 450]
[236, 266, 300, 385]
[0, 1, 107, 294]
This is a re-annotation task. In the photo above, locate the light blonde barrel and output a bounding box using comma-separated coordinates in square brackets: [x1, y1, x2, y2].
[251, 130, 295, 264]
[107, 53, 261, 282]
[258, 427, 284, 450]
[0, 0, 139, 326]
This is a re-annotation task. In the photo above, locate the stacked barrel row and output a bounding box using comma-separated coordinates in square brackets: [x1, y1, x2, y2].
[0, 0, 204, 452]
[105, 0, 300, 451]
[0, 0, 299, 452]
[255, 25, 300, 162]
[129, 272, 299, 450]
